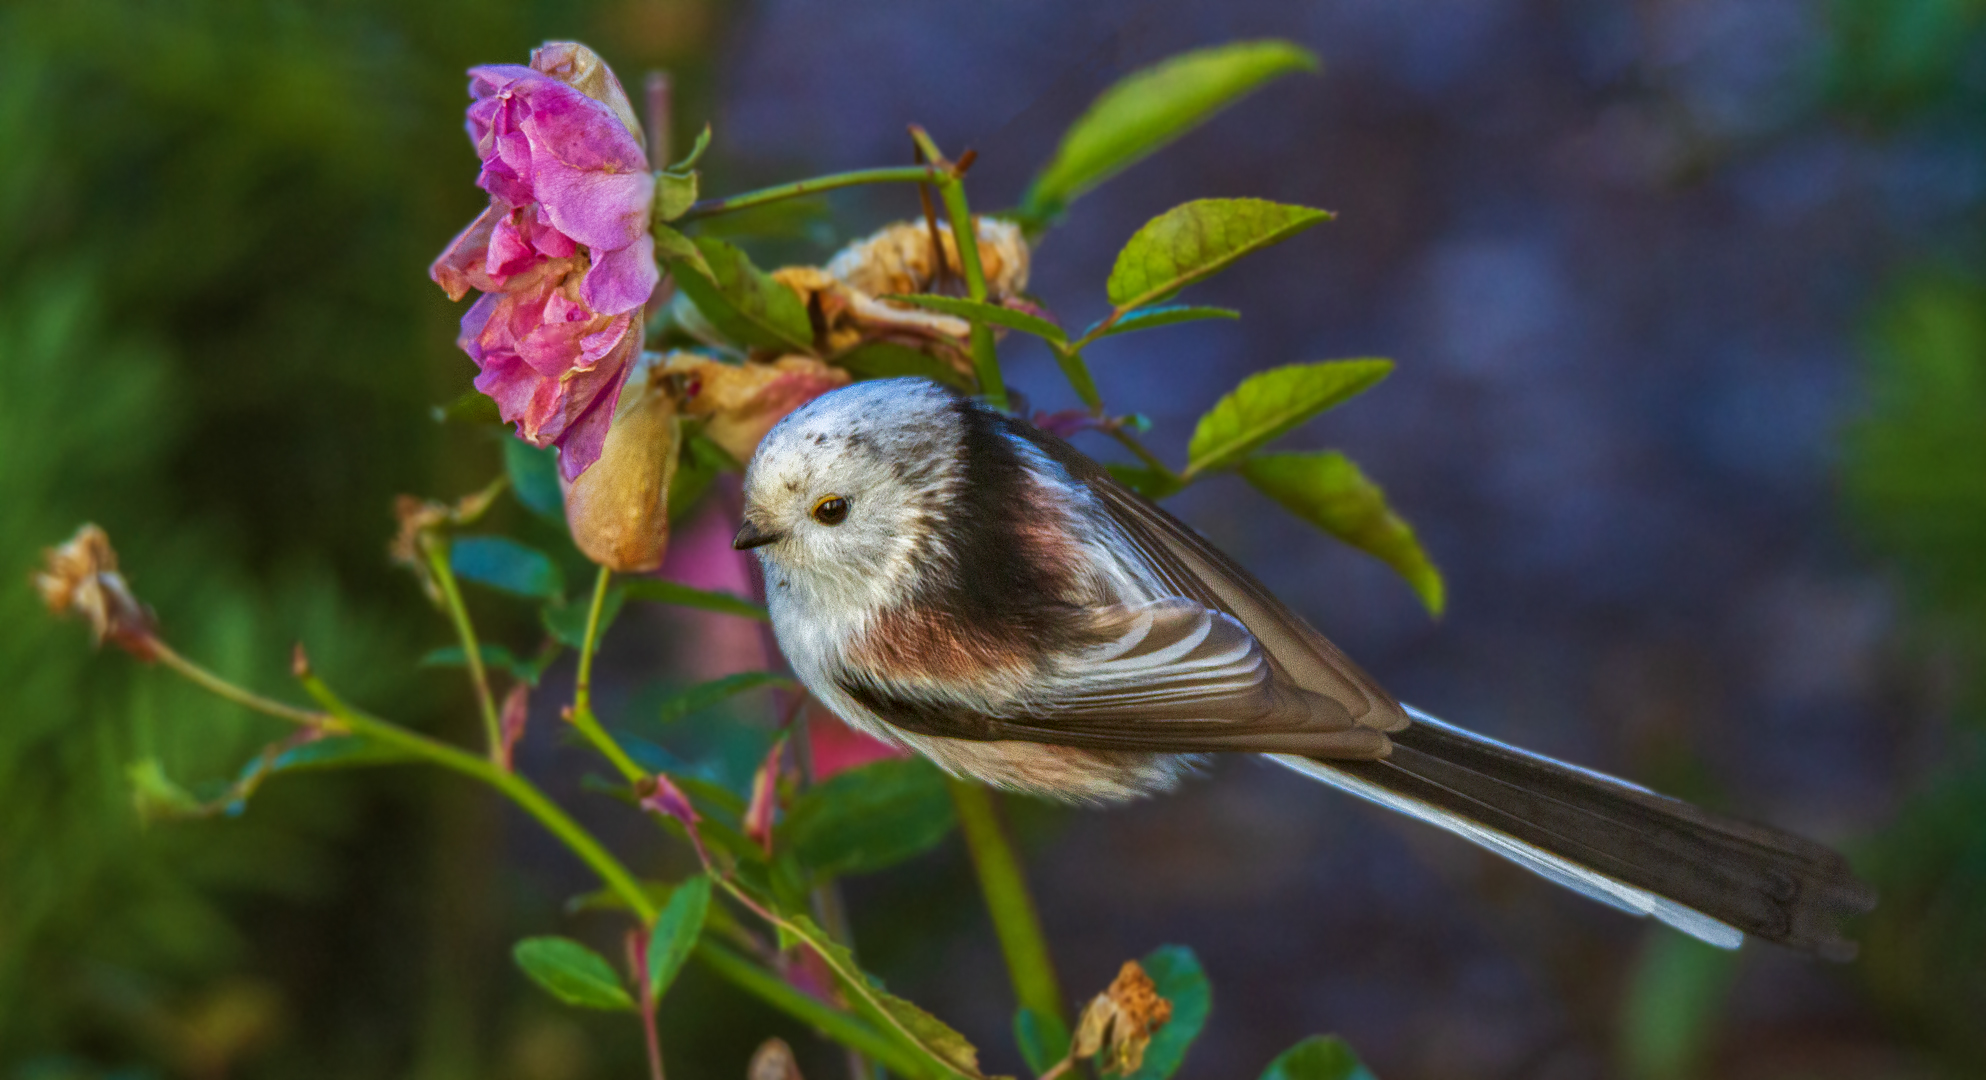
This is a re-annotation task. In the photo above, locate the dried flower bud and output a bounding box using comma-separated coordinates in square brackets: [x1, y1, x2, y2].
[743, 737, 786, 856]
[34, 524, 159, 660]
[748, 1038, 804, 1080]
[826, 217, 1030, 301]
[498, 682, 531, 771]
[561, 351, 680, 572]
[1072, 961, 1174, 1076]
[665, 352, 850, 463]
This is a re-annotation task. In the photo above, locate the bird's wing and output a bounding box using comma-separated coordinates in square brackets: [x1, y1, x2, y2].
[1008, 420, 1411, 734]
[837, 597, 1393, 757]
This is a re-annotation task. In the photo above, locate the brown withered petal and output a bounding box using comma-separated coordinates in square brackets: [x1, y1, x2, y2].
[498, 682, 531, 771]
[825, 217, 1030, 302]
[562, 351, 679, 572]
[34, 524, 159, 660]
[747, 1037, 804, 1080]
[1071, 960, 1174, 1076]
[665, 352, 850, 464]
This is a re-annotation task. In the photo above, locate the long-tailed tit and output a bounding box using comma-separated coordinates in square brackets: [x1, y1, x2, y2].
[734, 378, 1875, 958]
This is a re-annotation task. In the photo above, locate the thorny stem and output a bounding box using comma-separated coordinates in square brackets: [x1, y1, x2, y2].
[150, 642, 329, 727]
[142, 632, 926, 1071]
[566, 565, 646, 784]
[947, 779, 1068, 1040]
[294, 661, 659, 923]
[681, 166, 942, 220]
[420, 533, 504, 764]
[908, 125, 1007, 411]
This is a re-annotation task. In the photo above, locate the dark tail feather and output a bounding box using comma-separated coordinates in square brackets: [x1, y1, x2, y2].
[1277, 706, 1876, 959]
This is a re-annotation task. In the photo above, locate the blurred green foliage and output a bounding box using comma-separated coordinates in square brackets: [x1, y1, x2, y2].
[0, 1, 728, 1076]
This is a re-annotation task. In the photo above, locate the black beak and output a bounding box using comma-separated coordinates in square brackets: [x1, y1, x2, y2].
[732, 521, 783, 550]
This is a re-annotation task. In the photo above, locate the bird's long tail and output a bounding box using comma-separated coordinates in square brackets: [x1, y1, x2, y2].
[1272, 705, 1876, 958]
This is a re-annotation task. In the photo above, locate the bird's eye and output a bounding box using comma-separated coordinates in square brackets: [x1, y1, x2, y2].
[811, 494, 849, 526]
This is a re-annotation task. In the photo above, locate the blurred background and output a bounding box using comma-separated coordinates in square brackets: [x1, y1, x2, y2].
[3, 1, 1984, 1078]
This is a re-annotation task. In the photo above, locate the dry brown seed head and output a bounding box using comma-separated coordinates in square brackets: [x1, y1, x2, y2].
[33, 524, 160, 660]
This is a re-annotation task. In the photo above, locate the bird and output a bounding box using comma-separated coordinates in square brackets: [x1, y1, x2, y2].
[732, 377, 1876, 959]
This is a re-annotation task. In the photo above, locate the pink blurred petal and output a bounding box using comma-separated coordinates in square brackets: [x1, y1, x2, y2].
[808, 708, 908, 779]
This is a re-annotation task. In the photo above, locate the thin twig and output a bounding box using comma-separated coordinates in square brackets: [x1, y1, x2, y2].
[420, 533, 504, 763]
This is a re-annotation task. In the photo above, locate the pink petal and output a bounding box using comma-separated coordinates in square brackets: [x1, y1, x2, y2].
[581, 235, 660, 315]
[430, 204, 505, 301]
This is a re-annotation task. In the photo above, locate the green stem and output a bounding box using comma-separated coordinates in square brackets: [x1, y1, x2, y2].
[295, 666, 659, 924]
[909, 126, 1006, 411]
[566, 566, 645, 784]
[947, 780, 1065, 1026]
[421, 533, 503, 763]
[681, 166, 941, 220]
[696, 940, 930, 1079]
[1107, 426, 1182, 485]
[1049, 344, 1104, 413]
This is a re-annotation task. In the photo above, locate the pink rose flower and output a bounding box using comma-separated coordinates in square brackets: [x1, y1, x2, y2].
[430, 43, 658, 481]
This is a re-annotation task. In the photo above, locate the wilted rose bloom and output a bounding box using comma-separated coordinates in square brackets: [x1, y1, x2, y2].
[561, 351, 679, 572]
[665, 353, 850, 463]
[430, 42, 659, 482]
[825, 217, 1030, 301]
[34, 524, 159, 660]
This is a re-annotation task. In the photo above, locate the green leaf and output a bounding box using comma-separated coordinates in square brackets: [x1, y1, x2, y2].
[542, 586, 626, 648]
[267, 734, 419, 773]
[655, 671, 798, 725]
[420, 643, 559, 685]
[1107, 464, 1186, 500]
[652, 222, 713, 280]
[1124, 945, 1210, 1080]
[434, 387, 502, 426]
[1092, 305, 1239, 340]
[512, 936, 636, 1012]
[1015, 1007, 1073, 1077]
[779, 914, 985, 1078]
[779, 758, 956, 881]
[1023, 41, 1320, 223]
[884, 294, 1066, 344]
[1241, 452, 1444, 616]
[668, 434, 737, 521]
[504, 438, 565, 523]
[645, 874, 711, 1001]
[671, 123, 713, 171]
[656, 169, 699, 222]
[667, 236, 813, 353]
[620, 578, 769, 621]
[1107, 199, 1332, 311]
[835, 342, 974, 391]
[1186, 360, 1392, 475]
[127, 758, 204, 825]
[450, 536, 565, 600]
[1257, 1036, 1378, 1080]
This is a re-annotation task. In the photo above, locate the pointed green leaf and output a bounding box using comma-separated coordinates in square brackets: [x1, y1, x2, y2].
[1107, 199, 1332, 310]
[779, 758, 956, 881]
[504, 439, 566, 523]
[127, 759, 204, 824]
[1023, 41, 1320, 222]
[1257, 1036, 1378, 1080]
[652, 222, 713, 280]
[1186, 360, 1392, 475]
[884, 294, 1067, 344]
[835, 342, 974, 390]
[1241, 451, 1444, 616]
[420, 643, 559, 685]
[666, 237, 812, 353]
[450, 536, 565, 600]
[671, 124, 713, 172]
[512, 936, 636, 1011]
[646, 874, 712, 1001]
[780, 914, 985, 1078]
[1092, 305, 1239, 340]
[1107, 464, 1186, 500]
[1124, 945, 1211, 1080]
[543, 586, 625, 648]
[655, 671, 799, 725]
[620, 578, 769, 621]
